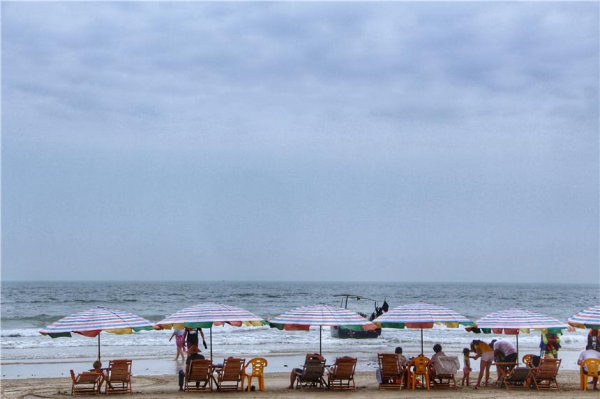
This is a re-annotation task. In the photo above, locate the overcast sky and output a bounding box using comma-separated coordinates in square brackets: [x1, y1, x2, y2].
[2, 2, 598, 283]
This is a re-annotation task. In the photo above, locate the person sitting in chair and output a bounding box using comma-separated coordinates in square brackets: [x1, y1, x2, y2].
[429, 344, 446, 380]
[178, 345, 205, 391]
[579, 344, 600, 390]
[287, 353, 325, 389]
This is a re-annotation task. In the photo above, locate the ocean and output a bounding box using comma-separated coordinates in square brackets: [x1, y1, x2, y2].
[1, 281, 598, 378]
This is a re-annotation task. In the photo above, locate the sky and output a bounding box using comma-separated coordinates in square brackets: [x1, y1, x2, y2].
[2, 1, 598, 283]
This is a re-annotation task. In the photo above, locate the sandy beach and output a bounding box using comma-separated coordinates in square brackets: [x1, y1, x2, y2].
[1, 370, 596, 398]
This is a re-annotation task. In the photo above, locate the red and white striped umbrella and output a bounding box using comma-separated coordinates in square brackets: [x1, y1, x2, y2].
[568, 305, 600, 329]
[475, 309, 567, 333]
[157, 303, 266, 359]
[40, 306, 155, 361]
[269, 304, 377, 354]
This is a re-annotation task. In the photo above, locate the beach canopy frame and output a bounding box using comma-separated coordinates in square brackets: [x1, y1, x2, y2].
[156, 303, 267, 360]
[40, 306, 155, 362]
[269, 304, 378, 355]
[373, 302, 474, 355]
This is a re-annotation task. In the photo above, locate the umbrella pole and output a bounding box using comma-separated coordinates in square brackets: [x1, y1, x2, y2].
[319, 326, 322, 355]
[420, 328, 424, 355]
[516, 333, 519, 365]
[98, 334, 101, 361]
[210, 326, 213, 361]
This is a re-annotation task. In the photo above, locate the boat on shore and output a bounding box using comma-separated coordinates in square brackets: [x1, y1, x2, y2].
[330, 294, 389, 339]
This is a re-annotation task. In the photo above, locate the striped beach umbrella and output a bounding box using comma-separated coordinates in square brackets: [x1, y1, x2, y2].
[156, 303, 266, 359]
[373, 302, 473, 354]
[40, 306, 154, 362]
[568, 305, 600, 329]
[473, 309, 567, 361]
[269, 304, 378, 354]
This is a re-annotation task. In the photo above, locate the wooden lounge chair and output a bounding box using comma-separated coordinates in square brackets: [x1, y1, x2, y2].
[241, 357, 268, 392]
[410, 355, 430, 390]
[105, 359, 132, 394]
[503, 367, 533, 389]
[185, 359, 213, 391]
[579, 358, 600, 391]
[377, 353, 403, 390]
[215, 357, 245, 391]
[431, 356, 460, 389]
[531, 358, 561, 390]
[294, 354, 327, 389]
[327, 357, 357, 391]
[70, 370, 102, 395]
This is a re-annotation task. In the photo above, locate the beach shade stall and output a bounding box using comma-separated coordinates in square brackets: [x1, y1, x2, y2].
[40, 306, 155, 365]
[372, 302, 473, 355]
[156, 303, 266, 360]
[472, 309, 567, 362]
[269, 304, 378, 355]
[568, 305, 600, 329]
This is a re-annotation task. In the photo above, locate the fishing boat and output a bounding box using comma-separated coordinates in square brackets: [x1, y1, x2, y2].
[330, 294, 388, 339]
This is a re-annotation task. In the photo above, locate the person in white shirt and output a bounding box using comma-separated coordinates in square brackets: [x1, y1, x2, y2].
[491, 339, 517, 382]
[578, 344, 600, 390]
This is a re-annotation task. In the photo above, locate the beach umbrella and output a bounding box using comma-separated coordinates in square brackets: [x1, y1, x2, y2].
[156, 303, 266, 360]
[269, 304, 377, 355]
[568, 305, 600, 329]
[472, 309, 567, 361]
[373, 302, 473, 355]
[40, 306, 155, 363]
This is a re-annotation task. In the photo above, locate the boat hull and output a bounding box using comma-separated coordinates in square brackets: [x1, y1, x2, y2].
[331, 326, 382, 339]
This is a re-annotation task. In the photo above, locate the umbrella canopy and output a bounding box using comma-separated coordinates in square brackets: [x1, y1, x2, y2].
[156, 303, 266, 359]
[475, 309, 567, 333]
[373, 302, 473, 354]
[40, 306, 155, 362]
[568, 305, 600, 330]
[269, 304, 377, 354]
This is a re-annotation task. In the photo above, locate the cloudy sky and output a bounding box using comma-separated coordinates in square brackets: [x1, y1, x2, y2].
[2, 2, 598, 283]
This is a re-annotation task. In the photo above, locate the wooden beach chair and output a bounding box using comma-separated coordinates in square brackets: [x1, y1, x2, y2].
[241, 357, 268, 392]
[327, 356, 357, 391]
[294, 354, 327, 389]
[503, 367, 533, 390]
[215, 357, 245, 391]
[431, 356, 460, 389]
[410, 355, 431, 390]
[531, 357, 561, 390]
[70, 369, 103, 395]
[185, 359, 213, 391]
[579, 358, 600, 391]
[377, 353, 403, 390]
[105, 359, 132, 394]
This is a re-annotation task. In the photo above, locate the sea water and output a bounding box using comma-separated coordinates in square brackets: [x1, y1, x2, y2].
[1, 281, 598, 378]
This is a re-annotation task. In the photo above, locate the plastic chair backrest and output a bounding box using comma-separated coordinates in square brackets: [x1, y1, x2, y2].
[378, 353, 401, 379]
[412, 355, 430, 374]
[582, 358, 600, 377]
[434, 356, 459, 375]
[245, 357, 268, 377]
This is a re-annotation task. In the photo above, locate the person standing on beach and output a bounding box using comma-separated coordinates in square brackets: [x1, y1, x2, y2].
[185, 327, 208, 350]
[491, 339, 517, 382]
[471, 340, 494, 389]
[169, 329, 186, 361]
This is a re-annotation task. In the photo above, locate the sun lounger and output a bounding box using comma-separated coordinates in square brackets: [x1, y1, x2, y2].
[215, 357, 245, 391]
[294, 354, 327, 389]
[327, 357, 357, 391]
[104, 359, 132, 394]
[70, 370, 102, 395]
[503, 367, 533, 389]
[432, 356, 460, 389]
[377, 353, 403, 390]
[531, 358, 561, 390]
[184, 359, 213, 391]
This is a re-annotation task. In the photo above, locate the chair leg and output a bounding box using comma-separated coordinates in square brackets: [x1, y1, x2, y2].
[258, 375, 264, 391]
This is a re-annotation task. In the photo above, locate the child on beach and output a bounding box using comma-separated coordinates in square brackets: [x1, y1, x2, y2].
[169, 329, 186, 361]
[462, 348, 472, 386]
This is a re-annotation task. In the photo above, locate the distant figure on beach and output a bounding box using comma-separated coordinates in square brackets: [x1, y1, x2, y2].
[491, 339, 517, 381]
[540, 331, 561, 358]
[185, 327, 208, 350]
[169, 329, 186, 361]
[588, 330, 600, 352]
[178, 345, 205, 391]
[429, 343, 446, 380]
[579, 344, 600, 390]
[462, 348, 472, 386]
[471, 339, 493, 389]
[288, 353, 325, 389]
